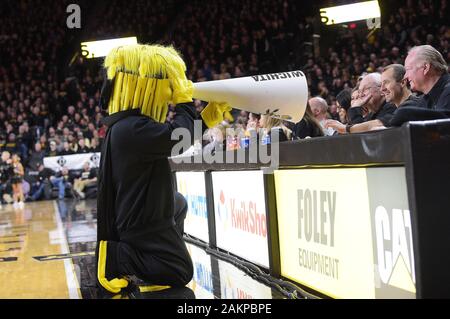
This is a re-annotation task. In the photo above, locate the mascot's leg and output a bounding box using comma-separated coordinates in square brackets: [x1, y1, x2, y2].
[97, 193, 193, 292]
[115, 227, 194, 287]
[96, 240, 129, 294]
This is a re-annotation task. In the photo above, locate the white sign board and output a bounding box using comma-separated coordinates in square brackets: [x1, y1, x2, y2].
[212, 171, 269, 268]
[218, 259, 273, 299]
[176, 172, 209, 243]
[44, 153, 101, 171]
[186, 243, 214, 299]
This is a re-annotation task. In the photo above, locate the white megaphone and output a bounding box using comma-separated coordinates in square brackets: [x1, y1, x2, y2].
[193, 70, 308, 123]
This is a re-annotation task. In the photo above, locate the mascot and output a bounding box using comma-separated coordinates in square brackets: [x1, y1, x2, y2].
[96, 44, 230, 294]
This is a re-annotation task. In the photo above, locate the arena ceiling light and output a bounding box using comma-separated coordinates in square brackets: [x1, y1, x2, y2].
[320, 0, 381, 25]
[80, 36, 138, 59]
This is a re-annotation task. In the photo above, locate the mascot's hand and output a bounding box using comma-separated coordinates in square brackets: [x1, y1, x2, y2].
[201, 101, 232, 128]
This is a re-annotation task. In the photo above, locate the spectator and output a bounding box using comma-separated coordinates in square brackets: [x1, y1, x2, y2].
[11, 154, 25, 208]
[28, 163, 54, 201]
[51, 167, 71, 200]
[85, 122, 96, 140]
[47, 140, 58, 157]
[259, 111, 292, 142]
[90, 138, 101, 153]
[328, 101, 339, 121]
[309, 97, 335, 136]
[391, 45, 450, 126]
[381, 64, 420, 109]
[363, 64, 422, 130]
[16, 126, 27, 160]
[27, 142, 46, 171]
[77, 138, 90, 153]
[349, 86, 367, 122]
[203, 125, 226, 156]
[326, 73, 397, 134]
[3, 132, 19, 154]
[39, 135, 48, 152]
[0, 151, 13, 206]
[68, 134, 78, 153]
[73, 161, 97, 199]
[404, 45, 450, 110]
[247, 113, 260, 131]
[335, 89, 352, 124]
[59, 141, 74, 156]
[293, 103, 325, 139]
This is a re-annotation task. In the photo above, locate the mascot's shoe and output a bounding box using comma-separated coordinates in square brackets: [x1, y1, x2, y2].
[97, 240, 129, 294]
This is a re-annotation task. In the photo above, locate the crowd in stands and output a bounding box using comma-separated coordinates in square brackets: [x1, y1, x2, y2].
[0, 0, 104, 206]
[1, 0, 449, 206]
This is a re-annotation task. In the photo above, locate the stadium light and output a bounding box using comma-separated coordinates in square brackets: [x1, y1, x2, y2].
[320, 0, 381, 25]
[80, 36, 138, 59]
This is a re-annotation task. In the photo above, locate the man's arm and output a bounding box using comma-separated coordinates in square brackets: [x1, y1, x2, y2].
[348, 119, 383, 133]
[324, 120, 346, 134]
[347, 107, 366, 124]
[325, 119, 384, 134]
[348, 93, 371, 124]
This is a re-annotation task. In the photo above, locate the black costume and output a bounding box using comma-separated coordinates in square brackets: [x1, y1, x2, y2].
[96, 44, 231, 294]
[97, 105, 201, 287]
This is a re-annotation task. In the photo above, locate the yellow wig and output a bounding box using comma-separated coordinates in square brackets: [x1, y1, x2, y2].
[104, 44, 193, 123]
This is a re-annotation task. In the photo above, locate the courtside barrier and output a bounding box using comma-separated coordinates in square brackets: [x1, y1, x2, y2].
[171, 119, 450, 298]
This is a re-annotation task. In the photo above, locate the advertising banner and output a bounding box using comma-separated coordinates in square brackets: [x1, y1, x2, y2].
[186, 243, 214, 299]
[44, 153, 100, 171]
[176, 172, 209, 243]
[218, 259, 273, 299]
[212, 171, 269, 268]
[274, 167, 415, 298]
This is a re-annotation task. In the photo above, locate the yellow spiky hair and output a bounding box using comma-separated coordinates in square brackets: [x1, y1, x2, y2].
[104, 44, 193, 122]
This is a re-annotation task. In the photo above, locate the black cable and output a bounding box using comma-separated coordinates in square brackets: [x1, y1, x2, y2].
[184, 234, 321, 300]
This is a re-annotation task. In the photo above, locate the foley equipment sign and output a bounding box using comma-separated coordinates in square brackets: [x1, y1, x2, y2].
[275, 167, 415, 298]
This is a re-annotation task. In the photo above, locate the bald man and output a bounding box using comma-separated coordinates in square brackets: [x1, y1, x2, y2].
[326, 73, 396, 134]
[309, 96, 335, 136]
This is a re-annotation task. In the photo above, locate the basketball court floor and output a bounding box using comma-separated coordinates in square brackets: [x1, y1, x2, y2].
[0, 199, 286, 299]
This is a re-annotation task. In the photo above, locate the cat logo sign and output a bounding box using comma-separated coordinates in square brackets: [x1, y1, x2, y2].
[374, 206, 416, 296]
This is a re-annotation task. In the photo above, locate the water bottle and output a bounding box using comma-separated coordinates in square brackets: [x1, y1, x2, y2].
[240, 130, 250, 149]
[261, 131, 271, 145]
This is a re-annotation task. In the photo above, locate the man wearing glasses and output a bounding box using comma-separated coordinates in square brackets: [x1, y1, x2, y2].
[326, 73, 396, 134]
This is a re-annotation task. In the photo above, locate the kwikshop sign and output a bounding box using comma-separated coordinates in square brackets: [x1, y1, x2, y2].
[212, 171, 269, 268]
[275, 167, 416, 299]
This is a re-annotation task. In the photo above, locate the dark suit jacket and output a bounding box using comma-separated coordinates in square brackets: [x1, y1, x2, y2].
[417, 73, 450, 111]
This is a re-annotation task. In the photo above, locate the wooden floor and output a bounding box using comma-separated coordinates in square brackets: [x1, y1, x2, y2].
[0, 199, 285, 299]
[0, 201, 80, 298]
